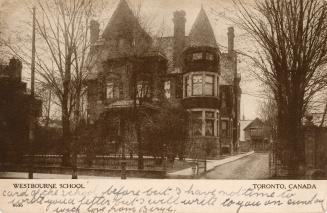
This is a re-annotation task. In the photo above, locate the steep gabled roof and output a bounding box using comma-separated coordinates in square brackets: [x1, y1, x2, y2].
[244, 118, 264, 130]
[188, 7, 217, 48]
[240, 120, 253, 141]
[102, 0, 150, 41]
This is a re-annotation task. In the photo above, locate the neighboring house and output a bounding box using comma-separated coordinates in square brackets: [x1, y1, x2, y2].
[0, 58, 42, 162]
[243, 118, 271, 152]
[86, 0, 241, 157]
[239, 119, 253, 152]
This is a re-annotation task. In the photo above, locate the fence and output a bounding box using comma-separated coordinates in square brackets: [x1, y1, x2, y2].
[269, 119, 327, 179]
[0, 154, 169, 178]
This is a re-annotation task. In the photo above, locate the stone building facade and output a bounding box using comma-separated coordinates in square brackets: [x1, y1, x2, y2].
[86, 0, 241, 157]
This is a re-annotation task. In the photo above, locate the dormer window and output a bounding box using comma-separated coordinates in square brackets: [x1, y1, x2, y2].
[192, 52, 203, 60]
[206, 53, 214, 61]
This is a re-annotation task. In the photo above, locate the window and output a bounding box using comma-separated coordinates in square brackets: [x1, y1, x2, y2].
[191, 111, 202, 136]
[206, 53, 214, 61]
[192, 75, 202, 96]
[217, 76, 219, 95]
[137, 81, 150, 98]
[106, 81, 120, 99]
[185, 76, 191, 97]
[106, 82, 113, 99]
[205, 120, 214, 136]
[164, 81, 171, 99]
[184, 73, 218, 98]
[204, 75, 214, 96]
[221, 120, 228, 137]
[190, 110, 219, 137]
[205, 111, 215, 136]
[106, 82, 120, 99]
[193, 52, 202, 60]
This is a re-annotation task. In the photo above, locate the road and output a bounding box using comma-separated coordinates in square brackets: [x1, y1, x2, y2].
[201, 152, 270, 179]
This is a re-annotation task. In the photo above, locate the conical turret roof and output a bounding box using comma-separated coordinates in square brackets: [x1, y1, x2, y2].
[102, 0, 150, 40]
[188, 7, 217, 48]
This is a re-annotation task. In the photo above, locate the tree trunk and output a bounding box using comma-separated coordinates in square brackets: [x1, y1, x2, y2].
[276, 95, 304, 177]
[45, 90, 51, 128]
[130, 62, 144, 170]
[61, 105, 71, 166]
[136, 115, 144, 170]
[61, 48, 73, 166]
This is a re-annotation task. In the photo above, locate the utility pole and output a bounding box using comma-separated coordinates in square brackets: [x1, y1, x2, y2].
[28, 7, 36, 179]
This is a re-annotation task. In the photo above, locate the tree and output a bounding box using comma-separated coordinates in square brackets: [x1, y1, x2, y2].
[258, 98, 277, 139]
[143, 103, 189, 161]
[2, 0, 100, 165]
[234, 0, 327, 174]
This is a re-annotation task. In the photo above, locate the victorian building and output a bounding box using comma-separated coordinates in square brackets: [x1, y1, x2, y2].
[86, 0, 241, 157]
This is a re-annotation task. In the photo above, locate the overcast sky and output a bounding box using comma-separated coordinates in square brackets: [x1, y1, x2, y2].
[0, 0, 261, 120]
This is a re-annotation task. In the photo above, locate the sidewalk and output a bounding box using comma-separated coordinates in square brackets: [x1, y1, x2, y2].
[167, 151, 255, 178]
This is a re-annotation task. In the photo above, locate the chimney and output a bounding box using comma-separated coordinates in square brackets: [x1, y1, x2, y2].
[90, 20, 100, 44]
[228, 27, 234, 55]
[8, 58, 22, 81]
[173, 10, 186, 68]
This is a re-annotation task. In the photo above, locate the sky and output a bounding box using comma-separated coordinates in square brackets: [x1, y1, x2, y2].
[0, 0, 261, 120]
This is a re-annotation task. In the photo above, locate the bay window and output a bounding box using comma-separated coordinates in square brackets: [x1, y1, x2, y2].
[204, 75, 214, 95]
[185, 76, 191, 97]
[206, 53, 214, 61]
[193, 52, 203, 60]
[191, 111, 203, 136]
[183, 72, 219, 97]
[190, 110, 219, 137]
[192, 75, 202, 96]
[205, 111, 215, 136]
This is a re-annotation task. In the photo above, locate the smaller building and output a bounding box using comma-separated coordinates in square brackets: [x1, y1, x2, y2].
[239, 119, 252, 152]
[241, 118, 271, 152]
[0, 58, 42, 163]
